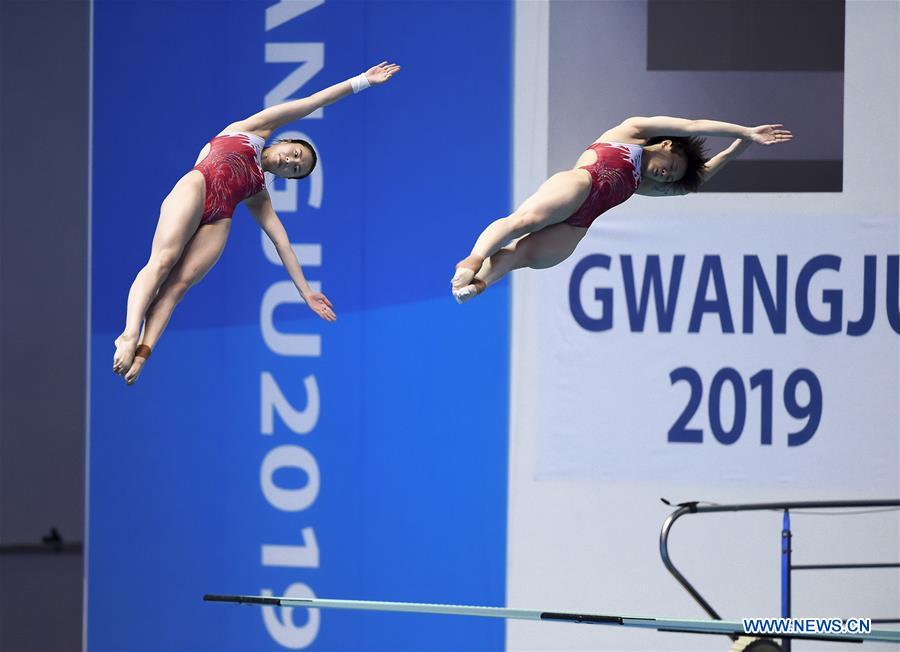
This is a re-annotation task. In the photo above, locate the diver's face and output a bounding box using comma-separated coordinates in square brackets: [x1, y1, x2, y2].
[645, 142, 686, 184]
[270, 142, 314, 179]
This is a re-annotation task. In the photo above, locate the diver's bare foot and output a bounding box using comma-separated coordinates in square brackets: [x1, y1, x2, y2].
[124, 356, 147, 385]
[452, 254, 485, 291]
[124, 345, 151, 385]
[452, 279, 486, 304]
[113, 334, 137, 375]
[451, 267, 475, 291]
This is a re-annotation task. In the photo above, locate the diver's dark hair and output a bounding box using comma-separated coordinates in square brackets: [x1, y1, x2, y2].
[646, 135, 708, 193]
[272, 138, 318, 179]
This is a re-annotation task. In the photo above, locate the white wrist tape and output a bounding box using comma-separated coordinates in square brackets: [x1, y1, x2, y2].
[350, 73, 371, 94]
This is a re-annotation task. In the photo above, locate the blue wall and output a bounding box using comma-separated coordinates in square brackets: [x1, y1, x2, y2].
[88, 1, 511, 650]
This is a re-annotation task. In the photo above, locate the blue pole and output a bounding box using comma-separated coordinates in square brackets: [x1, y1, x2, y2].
[781, 509, 792, 652]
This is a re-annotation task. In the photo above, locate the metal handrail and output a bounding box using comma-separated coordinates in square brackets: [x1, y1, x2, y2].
[659, 499, 900, 647]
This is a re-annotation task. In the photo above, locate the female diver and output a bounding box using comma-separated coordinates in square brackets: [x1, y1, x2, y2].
[112, 62, 401, 384]
[450, 117, 792, 302]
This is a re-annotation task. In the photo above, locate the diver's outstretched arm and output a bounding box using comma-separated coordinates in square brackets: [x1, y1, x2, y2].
[701, 138, 752, 182]
[603, 116, 792, 145]
[246, 191, 336, 322]
[232, 62, 400, 138]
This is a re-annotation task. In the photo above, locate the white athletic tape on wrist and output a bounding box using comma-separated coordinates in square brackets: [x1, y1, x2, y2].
[351, 73, 371, 94]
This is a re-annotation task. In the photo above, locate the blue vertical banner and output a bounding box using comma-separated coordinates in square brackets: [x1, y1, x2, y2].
[88, 2, 511, 650]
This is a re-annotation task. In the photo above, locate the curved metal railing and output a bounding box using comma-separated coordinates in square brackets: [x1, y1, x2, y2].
[659, 499, 900, 649]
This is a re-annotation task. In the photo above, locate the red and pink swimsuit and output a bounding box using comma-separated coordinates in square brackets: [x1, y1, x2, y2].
[564, 142, 643, 228]
[194, 132, 267, 224]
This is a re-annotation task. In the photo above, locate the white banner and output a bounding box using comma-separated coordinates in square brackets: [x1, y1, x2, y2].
[535, 214, 899, 491]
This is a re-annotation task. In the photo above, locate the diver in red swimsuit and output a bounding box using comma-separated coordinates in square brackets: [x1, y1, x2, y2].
[451, 116, 793, 303]
[112, 62, 400, 385]
[193, 132, 268, 225]
[563, 142, 644, 229]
